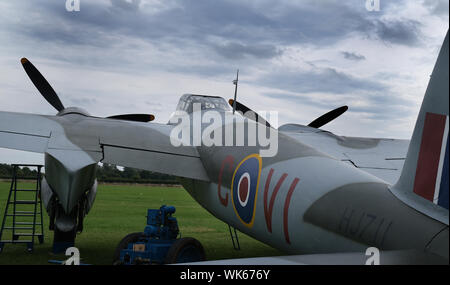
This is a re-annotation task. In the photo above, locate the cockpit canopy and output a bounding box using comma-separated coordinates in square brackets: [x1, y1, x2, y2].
[176, 94, 230, 114]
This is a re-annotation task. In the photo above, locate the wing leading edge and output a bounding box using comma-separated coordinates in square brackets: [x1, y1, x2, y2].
[0, 111, 210, 181]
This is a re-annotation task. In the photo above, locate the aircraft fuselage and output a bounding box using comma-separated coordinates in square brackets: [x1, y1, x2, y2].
[178, 116, 448, 259]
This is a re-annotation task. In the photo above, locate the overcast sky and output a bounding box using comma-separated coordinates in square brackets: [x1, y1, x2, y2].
[0, 0, 448, 164]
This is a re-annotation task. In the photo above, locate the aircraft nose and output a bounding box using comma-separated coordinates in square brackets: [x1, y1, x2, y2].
[56, 169, 94, 213]
[44, 152, 97, 214]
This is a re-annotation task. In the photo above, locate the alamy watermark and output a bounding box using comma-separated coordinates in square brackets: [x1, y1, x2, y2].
[365, 0, 380, 11]
[66, 0, 80, 12]
[365, 247, 380, 265]
[64, 247, 80, 265]
[169, 103, 279, 157]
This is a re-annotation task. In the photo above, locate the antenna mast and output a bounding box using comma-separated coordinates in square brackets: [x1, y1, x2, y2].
[232, 69, 239, 114]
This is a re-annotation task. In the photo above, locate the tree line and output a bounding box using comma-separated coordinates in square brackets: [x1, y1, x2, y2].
[0, 163, 179, 184]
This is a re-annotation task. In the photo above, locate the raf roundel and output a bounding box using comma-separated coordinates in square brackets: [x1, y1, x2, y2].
[237, 173, 251, 207]
[231, 154, 262, 227]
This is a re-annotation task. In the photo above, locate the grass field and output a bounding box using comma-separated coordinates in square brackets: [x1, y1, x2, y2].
[0, 181, 282, 265]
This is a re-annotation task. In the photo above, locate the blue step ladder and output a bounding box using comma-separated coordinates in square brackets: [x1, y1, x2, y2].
[0, 164, 45, 253]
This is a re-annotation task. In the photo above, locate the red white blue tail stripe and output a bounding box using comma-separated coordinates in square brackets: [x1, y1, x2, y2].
[413, 112, 449, 210]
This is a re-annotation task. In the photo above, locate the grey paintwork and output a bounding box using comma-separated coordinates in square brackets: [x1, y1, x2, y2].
[279, 127, 409, 185]
[0, 32, 448, 264]
[180, 154, 446, 259]
[0, 110, 211, 232]
[304, 182, 447, 258]
[0, 102, 446, 263]
[182, 250, 448, 265]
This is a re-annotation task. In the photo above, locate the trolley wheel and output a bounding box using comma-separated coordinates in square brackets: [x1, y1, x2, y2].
[112, 232, 145, 264]
[164, 237, 205, 264]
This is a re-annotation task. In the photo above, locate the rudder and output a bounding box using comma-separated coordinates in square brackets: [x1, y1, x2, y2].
[392, 30, 449, 223]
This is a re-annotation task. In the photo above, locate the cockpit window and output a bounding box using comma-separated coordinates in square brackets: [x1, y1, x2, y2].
[176, 94, 230, 113]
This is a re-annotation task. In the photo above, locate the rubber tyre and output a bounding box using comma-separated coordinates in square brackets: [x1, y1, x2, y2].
[164, 237, 206, 264]
[112, 232, 145, 264]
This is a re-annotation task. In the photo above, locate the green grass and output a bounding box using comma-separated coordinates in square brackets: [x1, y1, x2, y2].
[0, 181, 281, 265]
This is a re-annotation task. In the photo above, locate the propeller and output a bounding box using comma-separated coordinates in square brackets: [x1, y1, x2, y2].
[228, 99, 272, 128]
[21, 58, 65, 112]
[107, 114, 155, 122]
[229, 98, 348, 129]
[307, 105, 348, 129]
[20, 58, 155, 123]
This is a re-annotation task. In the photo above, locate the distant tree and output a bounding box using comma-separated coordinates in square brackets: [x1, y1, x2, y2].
[123, 167, 140, 180]
[139, 170, 152, 179]
[21, 167, 32, 177]
[1, 163, 178, 184]
[0, 164, 39, 179]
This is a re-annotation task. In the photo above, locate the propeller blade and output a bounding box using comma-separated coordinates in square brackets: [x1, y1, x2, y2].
[307, 106, 348, 129]
[228, 99, 272, 128]
[20, 58, 65, 112]
[107, 114, 155, 123]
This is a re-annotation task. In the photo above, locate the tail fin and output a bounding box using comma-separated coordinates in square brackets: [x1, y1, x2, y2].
[392, 31, 449, 224]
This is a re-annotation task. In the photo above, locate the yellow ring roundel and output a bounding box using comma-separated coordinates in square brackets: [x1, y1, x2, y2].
[230, 154, 262, 228]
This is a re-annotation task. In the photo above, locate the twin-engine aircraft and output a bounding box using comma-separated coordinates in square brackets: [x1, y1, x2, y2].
[0, 31, 448, 264]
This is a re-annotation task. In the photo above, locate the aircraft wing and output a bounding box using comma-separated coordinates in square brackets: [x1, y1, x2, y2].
[182, 249, 448, 265]
[0, 111, 210, 181]
[0, 111, 52, 153]
[279, 125, 409, 185]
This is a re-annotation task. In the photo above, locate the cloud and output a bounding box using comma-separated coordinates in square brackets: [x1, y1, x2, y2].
[212, 42, 282, 60]
[341, 51, 366, 61]
[372, 19, 422, 45]
[67, 97, 99, 108]
[3, 0, 426, 62]
[258, 67, 386, 95]
[261, 89, 414, 123]
[422, 0, 449, 17]
[0, 0, 448, 155]
[110, 0, 141, 12]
